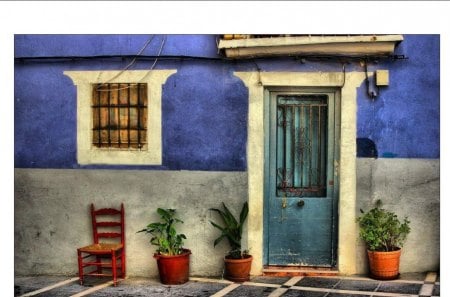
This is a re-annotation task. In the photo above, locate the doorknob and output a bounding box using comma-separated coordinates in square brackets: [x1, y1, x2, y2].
[297, 200, 305, 207]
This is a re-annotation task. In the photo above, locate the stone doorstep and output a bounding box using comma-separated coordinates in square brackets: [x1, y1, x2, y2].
[263, 266, 339, 277]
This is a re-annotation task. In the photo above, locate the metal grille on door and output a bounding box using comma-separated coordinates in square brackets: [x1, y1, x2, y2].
[276, 95, 328, 198]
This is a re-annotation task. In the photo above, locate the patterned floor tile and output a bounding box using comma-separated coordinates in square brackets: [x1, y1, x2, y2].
[223, 284, 276, 297]
[377, 282, 422, 294]
[432, 284, 440, 296]
[278, 289, 326, 297]
[326, 293, 371, 297]
[334, 279, 380, 291]
[250, 276, 291, 285]
[295, 277, 340, 288]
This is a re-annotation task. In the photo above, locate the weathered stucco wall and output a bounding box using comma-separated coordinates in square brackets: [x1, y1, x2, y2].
[355, 158, 440, 274]
[14, 34, 440, 277]
[14, 169, 248, 277]
[15, 159, 440, 277]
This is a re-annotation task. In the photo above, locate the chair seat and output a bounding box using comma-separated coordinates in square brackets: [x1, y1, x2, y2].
[78, 243, 123, 253]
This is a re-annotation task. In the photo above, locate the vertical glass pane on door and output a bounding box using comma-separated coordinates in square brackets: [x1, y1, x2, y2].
[276, 95, 328, 197]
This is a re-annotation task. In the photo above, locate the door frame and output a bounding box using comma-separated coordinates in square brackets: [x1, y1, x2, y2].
[264, 87, 340, 267]
[234, 71, 367, 275]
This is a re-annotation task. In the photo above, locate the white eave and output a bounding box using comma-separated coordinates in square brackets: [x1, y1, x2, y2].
[218, 35, 404, 58]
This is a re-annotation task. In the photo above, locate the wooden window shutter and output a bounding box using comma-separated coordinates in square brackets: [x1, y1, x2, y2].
[92, 83, 148, 150]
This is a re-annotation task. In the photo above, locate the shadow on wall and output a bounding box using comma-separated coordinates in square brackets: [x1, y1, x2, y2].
[357, 138, 378, 158]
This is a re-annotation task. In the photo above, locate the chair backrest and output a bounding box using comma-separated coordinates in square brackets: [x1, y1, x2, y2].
[91, 203, 125, 245]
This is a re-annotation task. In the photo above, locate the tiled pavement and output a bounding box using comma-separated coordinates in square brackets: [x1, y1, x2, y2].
[14, 272, 440, 297]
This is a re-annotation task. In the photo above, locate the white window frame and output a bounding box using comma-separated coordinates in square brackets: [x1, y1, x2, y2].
[64, 70, 176, 165]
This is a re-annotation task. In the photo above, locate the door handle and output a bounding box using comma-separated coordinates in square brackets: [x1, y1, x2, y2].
[297, 200, 305, 208]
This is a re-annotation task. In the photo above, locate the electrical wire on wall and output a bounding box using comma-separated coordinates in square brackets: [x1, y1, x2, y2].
[138, 35, 166, 83]
[95, 35, 166, 91]
[340, 62, 347, 88]
[364, 59, 377, 99]
[16, 53, 408, 65]
[252, 59, 263, 86]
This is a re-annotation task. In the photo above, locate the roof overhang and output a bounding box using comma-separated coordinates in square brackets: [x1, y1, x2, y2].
[218, 35, 404, 59]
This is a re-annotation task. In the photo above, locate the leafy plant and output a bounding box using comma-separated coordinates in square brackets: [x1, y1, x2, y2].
[137, 208, 186, 256]
[209, 201, 249, 259]
[357, 200, 410, 252]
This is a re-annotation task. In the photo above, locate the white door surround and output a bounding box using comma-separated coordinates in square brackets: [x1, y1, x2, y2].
[234, 71, 367, 275]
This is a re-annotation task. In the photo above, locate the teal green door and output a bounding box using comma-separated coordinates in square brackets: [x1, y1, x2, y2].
[264, 89, 339, 267]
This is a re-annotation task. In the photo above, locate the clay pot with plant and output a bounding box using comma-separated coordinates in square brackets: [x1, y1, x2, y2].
[209, 201, 252, 282]
[137, 208, 191, 285]
[357, 200, 411, 280]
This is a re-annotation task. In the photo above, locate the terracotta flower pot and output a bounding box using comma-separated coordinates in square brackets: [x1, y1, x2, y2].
[367, 249, 401, 280]
[154, 249, 191, 285]
[224, 255, 253, 282]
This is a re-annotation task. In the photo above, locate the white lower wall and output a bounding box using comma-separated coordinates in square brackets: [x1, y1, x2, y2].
[355, 158, 440, 274]
[14, 169, 248, 277]
[14, 158, 440, 277]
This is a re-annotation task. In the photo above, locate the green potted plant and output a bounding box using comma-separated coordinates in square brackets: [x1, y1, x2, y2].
[137, 208, 191, 285]
[209, 201, 252, 282]
[357, 200, 411, 280]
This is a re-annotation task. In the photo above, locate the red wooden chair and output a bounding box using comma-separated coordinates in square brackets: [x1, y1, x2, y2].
[77, 203, 125, 286]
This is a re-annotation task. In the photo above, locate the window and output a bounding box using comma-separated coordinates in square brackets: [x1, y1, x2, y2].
[276, 95, 328, 197]
[64, 70, 176, 165]
[92, 83, 148, 150]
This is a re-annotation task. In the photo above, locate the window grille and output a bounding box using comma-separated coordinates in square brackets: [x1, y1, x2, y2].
[276, 95, 328, 197]
[92, 83, 147, 150]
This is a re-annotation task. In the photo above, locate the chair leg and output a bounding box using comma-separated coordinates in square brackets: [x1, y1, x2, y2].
[121, 249, 126, 278]
[77, 250, 84, 285]
[112, 251, 117, 286]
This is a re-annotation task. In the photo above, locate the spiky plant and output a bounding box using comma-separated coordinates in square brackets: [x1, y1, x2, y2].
[209, 202, 249, 259]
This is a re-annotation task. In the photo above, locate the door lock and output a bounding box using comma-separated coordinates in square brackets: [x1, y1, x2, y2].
[297, 200, 305, 207]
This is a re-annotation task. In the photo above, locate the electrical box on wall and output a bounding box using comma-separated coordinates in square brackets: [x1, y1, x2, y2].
[376, 70, 389, 86]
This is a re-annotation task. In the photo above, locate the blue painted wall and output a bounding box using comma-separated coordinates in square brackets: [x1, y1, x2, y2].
[14, 34, 440, 170]
[357, 34, 440, 159]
